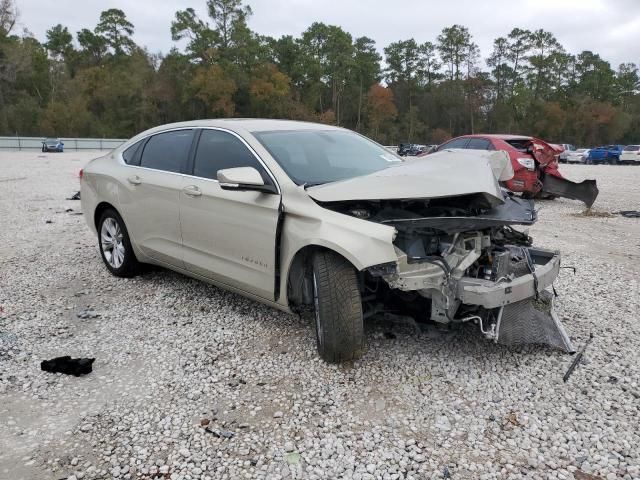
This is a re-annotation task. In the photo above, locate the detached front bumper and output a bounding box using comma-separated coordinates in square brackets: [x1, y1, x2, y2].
[457, 248, 560, 309]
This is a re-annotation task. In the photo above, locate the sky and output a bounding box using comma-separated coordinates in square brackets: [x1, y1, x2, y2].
[13, 0, 640, 68]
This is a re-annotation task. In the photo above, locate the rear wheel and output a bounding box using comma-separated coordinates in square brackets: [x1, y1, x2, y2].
[98, 208, 140, 277]
[311, 251, 364, 363]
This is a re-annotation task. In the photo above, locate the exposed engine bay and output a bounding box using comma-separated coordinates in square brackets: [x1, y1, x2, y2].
[318, 192, 575, 352]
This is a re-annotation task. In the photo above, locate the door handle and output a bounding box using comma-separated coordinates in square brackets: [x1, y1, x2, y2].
[183, 185, 202, 197]
[127, 175, 141, 185]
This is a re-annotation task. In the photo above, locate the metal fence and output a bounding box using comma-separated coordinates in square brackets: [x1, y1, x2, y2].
[0, 136, 127, 151]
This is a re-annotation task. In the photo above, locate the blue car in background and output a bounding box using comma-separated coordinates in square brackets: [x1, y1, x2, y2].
[586, 145, 624, 164]
[41, 138, 64, 152]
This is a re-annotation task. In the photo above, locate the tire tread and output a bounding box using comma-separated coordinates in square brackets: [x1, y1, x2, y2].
[312, 251, 363, 363]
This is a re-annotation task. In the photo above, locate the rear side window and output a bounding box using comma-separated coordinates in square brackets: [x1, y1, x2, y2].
[624, 145, 640, 151]
[440, 138, 469, 150]
[140, 130, 193, 173]
[122, 141, 143, 165]
[466, 138, 492, 150]
[193, 129, 267, 182]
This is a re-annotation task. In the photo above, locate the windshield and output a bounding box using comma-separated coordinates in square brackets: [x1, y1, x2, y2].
[45, 138, 59, 142]
[623, 145, 640, 151]
[254, 129, 400, 185]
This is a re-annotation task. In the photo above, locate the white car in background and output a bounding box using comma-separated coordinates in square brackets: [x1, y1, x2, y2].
[558, 144, 576, 162]
[620, 145, 640, 164]
[566, 148, 590, 164]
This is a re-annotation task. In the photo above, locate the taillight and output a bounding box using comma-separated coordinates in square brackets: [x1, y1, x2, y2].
[79, 169, 83, 180]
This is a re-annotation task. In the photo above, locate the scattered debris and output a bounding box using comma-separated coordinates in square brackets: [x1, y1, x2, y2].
[204, 427, 234, 438]
[571, 208, 614, 218]
[573, 470, 604, 480]
[200, 418, 210, 426]
[41, 356, 95, 376]
[66, 191, 81, 200]
[45, 219, 52, 224]
[77, 308, 100, 319]
[65, 208, 74, 212]
[563, 333, 594, 382]
[434, 415, 451, 430]
[0, 176, 27, 183]
[505, 411, 522, 427]
[617, 210, 640, 218]
[285, 452, 301, 465]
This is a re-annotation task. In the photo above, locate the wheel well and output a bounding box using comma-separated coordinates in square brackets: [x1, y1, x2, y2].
[94, 202, 117, 230]
[286, 245, 357, 308]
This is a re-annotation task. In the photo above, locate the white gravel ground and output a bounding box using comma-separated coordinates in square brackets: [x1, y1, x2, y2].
[0, 150, 639, 480]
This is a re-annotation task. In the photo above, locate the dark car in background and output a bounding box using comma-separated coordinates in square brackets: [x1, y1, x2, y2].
[42, 138, 64, 152]
[397, 143, 431, 156]
[586, 145, 624, 164]
[428, 134, 598, 207]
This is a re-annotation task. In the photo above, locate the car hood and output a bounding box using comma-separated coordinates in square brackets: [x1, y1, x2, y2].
[306, 150, 512, 208]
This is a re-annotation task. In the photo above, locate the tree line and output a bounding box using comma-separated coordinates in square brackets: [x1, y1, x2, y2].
[0, 0, 638, 146]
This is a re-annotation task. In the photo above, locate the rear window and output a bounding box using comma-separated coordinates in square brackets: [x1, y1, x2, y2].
[466, 138, 492, 150]
[439, 138, 469, 150]
[623, 145, 640, 151]
[140, 130, 193, 174]
[505, 139, 531, 152]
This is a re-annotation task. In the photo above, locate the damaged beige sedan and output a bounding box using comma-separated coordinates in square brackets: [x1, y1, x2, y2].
[81, 119, 574, 362]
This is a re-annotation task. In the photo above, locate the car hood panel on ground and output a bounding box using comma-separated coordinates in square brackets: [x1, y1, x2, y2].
[306, 150, 510, 207]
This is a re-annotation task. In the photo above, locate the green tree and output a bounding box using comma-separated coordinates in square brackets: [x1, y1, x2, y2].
[351, 36, 380, 130]
[45, 24, 73, 60]
[437, 25, 472, 81]
[77, 28, 107, 64]
[95, 8, 135, 56]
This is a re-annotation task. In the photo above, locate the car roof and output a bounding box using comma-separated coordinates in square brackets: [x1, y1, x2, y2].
[462, 134, 532, 141]
[447, 134, 533, 142]
[140, 118, 344, 134]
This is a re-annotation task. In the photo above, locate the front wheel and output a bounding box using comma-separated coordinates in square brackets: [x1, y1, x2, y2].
[311, 251, 364, 363]
[98, 208, 140, 277]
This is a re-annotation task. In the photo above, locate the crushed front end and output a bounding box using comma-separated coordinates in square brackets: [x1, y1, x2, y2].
[331, 193, 575, 352]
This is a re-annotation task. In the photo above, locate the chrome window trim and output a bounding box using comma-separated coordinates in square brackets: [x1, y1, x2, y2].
[117, 126, 281, 195]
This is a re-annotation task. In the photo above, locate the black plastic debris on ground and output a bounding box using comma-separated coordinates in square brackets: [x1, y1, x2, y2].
[617, 210, 640, 218]
[41, 356, 95, 376]
[67, 191, 81, 200]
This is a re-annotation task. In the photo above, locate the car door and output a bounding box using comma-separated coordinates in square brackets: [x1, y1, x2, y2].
[180, 128, 281, 300]
[118, 129, 194, 269]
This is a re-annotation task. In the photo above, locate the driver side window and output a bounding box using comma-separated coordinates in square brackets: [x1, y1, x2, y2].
[193, 129, 269, 183]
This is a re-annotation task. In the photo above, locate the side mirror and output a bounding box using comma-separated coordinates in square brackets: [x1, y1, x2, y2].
[217, 167, 277, 194]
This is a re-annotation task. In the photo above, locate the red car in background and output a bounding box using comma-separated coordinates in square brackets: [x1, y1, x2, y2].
[427, 134, 598, 207]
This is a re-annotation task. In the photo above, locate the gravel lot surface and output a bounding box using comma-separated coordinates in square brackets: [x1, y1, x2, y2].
[1, 150, 639, 480]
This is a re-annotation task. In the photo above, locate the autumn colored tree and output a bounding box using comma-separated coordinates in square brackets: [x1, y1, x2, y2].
[191, 64, 237, 117]
[366, 84, 397, 139]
